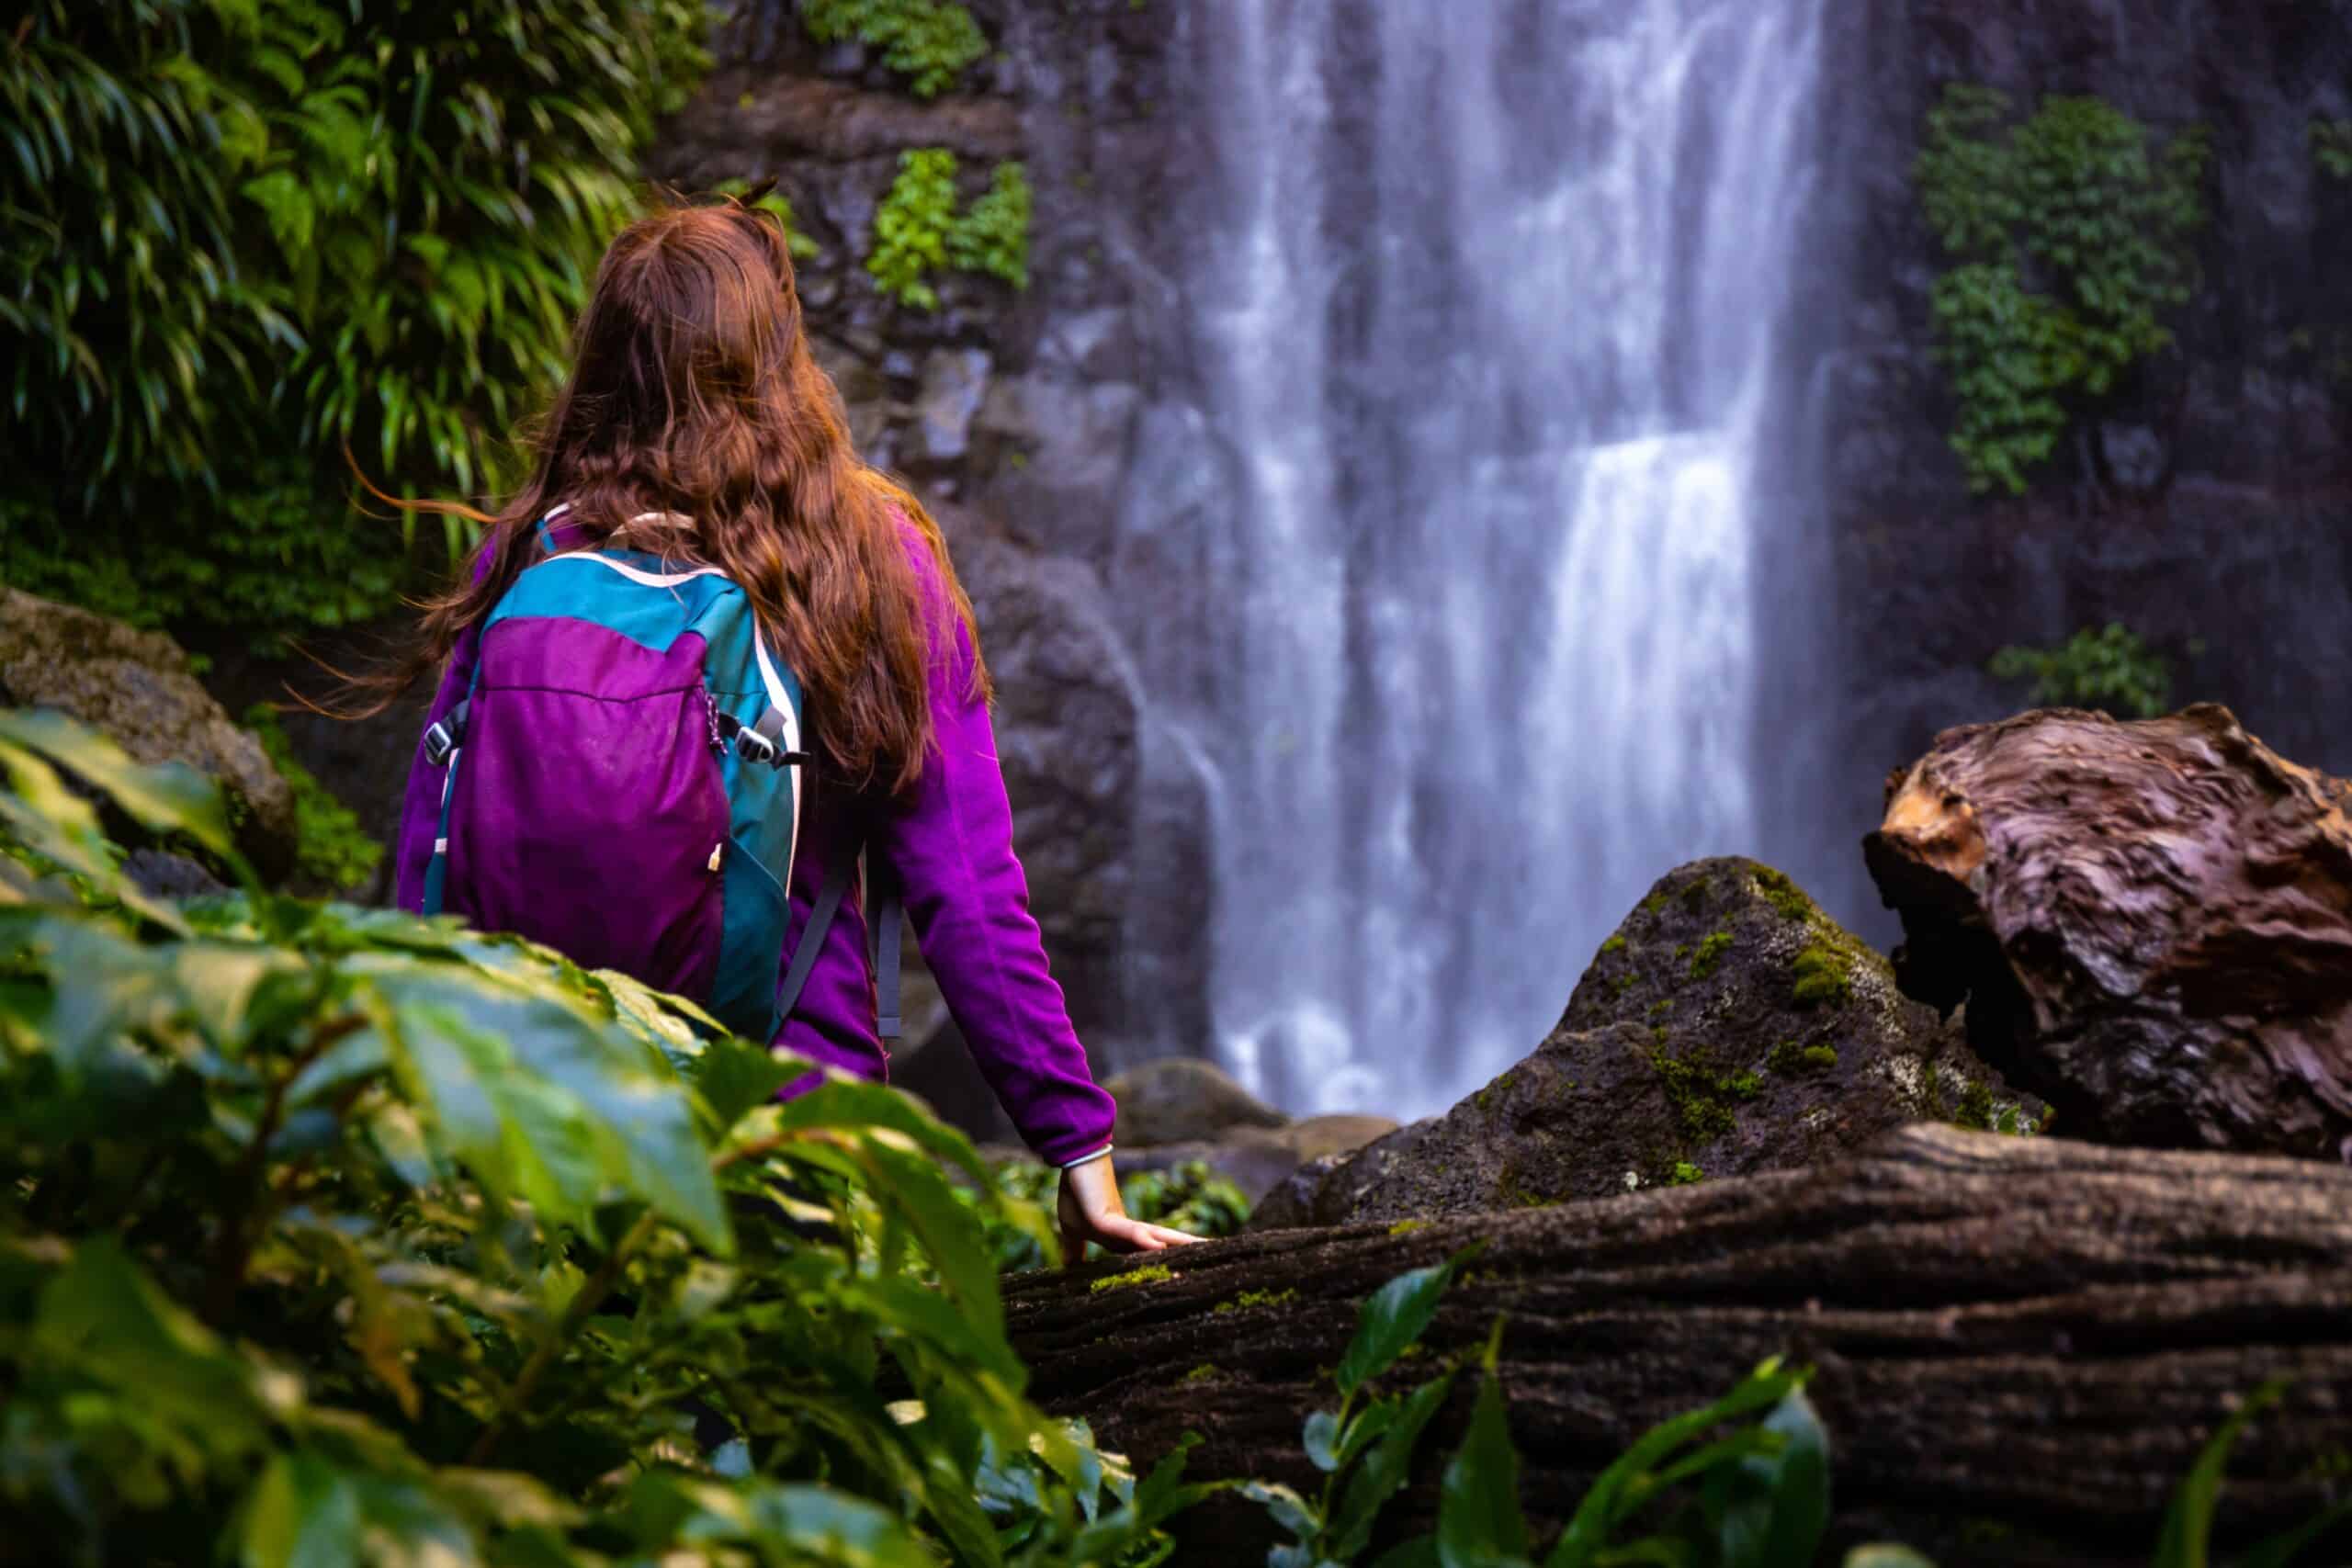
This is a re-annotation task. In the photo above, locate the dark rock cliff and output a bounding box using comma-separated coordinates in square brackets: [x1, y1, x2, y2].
[1812, 0, 2352, 933]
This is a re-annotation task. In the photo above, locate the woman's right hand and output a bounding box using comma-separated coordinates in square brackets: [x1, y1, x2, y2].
[1057, 1156, 1200, 1264]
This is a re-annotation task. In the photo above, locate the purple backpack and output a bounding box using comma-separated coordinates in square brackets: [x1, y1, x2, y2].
[419, 510, 899, 1043]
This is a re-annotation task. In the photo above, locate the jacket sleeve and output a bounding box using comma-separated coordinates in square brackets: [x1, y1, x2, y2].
[868, 536, 1119, 1167]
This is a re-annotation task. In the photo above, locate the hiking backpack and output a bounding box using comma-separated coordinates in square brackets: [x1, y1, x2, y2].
[419, 509, 899, 1043]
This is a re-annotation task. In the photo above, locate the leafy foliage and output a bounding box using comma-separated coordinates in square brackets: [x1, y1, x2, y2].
[1989, 621, 2173, 717]
[802, 0, 991, 99]
[1914, 86, 2210, 494]
[243, 704, 383, 894]
[1244, 1247, 1481, 1564]
[2, 0, 708, 644]
[1119, 1159, 1250, 1239]
[869, 151, 1035, 310]
[0, 708, 1205, 1564]
[967, 1157, 1250, 1275]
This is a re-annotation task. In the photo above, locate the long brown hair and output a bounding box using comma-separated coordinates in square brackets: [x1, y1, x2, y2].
[353, 198, 986, 795]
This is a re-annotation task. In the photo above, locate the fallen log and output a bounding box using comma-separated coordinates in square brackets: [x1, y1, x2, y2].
[1004, 1125, 2352, 1565]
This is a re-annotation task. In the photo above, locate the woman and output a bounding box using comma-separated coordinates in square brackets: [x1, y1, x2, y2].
[374, 200, 1193, 1261]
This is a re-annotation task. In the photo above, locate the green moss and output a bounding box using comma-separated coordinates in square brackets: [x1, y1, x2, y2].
[1668, 1161, 1704, 1186]
[1647, 998, 1672, 1019]
[1723, 1071, 1762, 1100]
[1679, 876, 1711, 912]
[1608, 970, 1637, 998]
[1181, 1363, 1219, 1384]
[1474, 1069, 1518, 1112]
[1213, 1287, 1296, 1315]
[1643, 891, 1669, 918]
[1752, 866, 1815, 922]
[1769, 1040, 1838, 1076]
[1091, 1263, 1173, 1293]
[1647, 1043, 1736, 1143]
[1386, 1219, 1429, 1237]
[1790, 942, 1853, 1009]
[1673, 943, 1690, 962]
[1599, 933, 1626, 956]
[1952, 1076, 1996, 1131]
[1689, 929, 1733, 980]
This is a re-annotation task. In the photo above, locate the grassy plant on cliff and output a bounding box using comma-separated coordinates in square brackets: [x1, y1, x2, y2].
[870, 149, 1035, 310]
[2, 0, 707, 646]
[802, 0, 989, 98]
[1914, 86, 2210, 495]
[0, 707, 1204, 1563]
[1990, 621, 2173, 717]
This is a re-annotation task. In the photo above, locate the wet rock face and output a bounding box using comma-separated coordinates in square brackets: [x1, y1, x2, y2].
[0, 588, 296, 881]
[1868, 704, 2352, 1161]
[1253, 858, 2028, 1228]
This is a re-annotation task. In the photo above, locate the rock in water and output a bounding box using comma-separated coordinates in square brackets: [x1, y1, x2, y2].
[1254, 858, 2026, 1227]
[1866, 704, 2352, 1160]
[1104, 1057, 1290, 1147]
[0, 588, 296, 881]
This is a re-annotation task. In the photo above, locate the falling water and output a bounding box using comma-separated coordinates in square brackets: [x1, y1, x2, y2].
[1115, 0, 1829, 1119]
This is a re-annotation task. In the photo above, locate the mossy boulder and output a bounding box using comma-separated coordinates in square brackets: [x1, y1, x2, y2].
[1250, 858, 2036, 1228]
[0, 587, 296, 881]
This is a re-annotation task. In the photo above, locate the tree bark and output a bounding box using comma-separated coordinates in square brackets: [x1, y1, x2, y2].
[1004, 1125, 2352, 1565]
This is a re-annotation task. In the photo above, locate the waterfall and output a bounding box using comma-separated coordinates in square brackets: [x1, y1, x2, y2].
[1114, 0, 1830, 1120]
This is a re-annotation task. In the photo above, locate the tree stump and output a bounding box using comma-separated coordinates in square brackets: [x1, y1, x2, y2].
[1864, 704, 2352, 1159]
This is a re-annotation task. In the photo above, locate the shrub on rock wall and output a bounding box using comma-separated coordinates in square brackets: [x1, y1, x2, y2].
[0, 0, 708, 648]
[869, 149, 1034, 310]
[1988, 621, 2174, 718]
[1913, 86, 2211, 496]
[801, 0, 990, 99]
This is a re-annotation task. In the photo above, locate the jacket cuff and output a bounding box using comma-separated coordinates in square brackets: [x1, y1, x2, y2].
[1057, 1144, 1114, 1171]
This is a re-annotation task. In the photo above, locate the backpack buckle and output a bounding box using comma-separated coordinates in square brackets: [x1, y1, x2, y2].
[423, 699, 470, 768]
[722, 705, 799, 771]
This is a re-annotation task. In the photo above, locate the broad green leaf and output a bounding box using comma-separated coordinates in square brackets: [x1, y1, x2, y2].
[1717, 1388, 1830, 1568]
[1335, 1371, 1461, 1561]
[1337, 1243, 1483, 1398]
[34, 1236, 281, 1458]
[1438, 1321, 1529, 1568]
[693, 1032, 796, 1130]
[0, 708, 240, 864]
[1305, 1408, 1345, 1472]
[1547, 1361, 1804, 1568]
[1239, 1480, 1322, 1539]
[365, 965, 728, 1253]
[241, 1450, 367, 1568]
[652, 1476, 941, 1567]
[2154, 1382, 2286, 1568]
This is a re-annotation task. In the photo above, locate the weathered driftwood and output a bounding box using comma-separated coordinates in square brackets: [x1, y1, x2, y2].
[1005, 1126, 2352, 1565]
[1866, 704, 2352, 1159]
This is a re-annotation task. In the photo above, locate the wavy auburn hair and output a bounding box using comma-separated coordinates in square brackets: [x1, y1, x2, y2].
[356, 199, 985, 795]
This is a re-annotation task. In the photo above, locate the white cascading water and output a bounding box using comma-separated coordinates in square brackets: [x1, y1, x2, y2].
[1117, 0, 1828, 1119]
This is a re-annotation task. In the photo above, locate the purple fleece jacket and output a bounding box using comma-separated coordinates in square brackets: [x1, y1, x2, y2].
[391, 522, 1119, 1167]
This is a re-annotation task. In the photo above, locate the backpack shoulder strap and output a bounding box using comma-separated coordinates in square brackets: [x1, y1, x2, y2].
[775, 845, 905, 1045]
